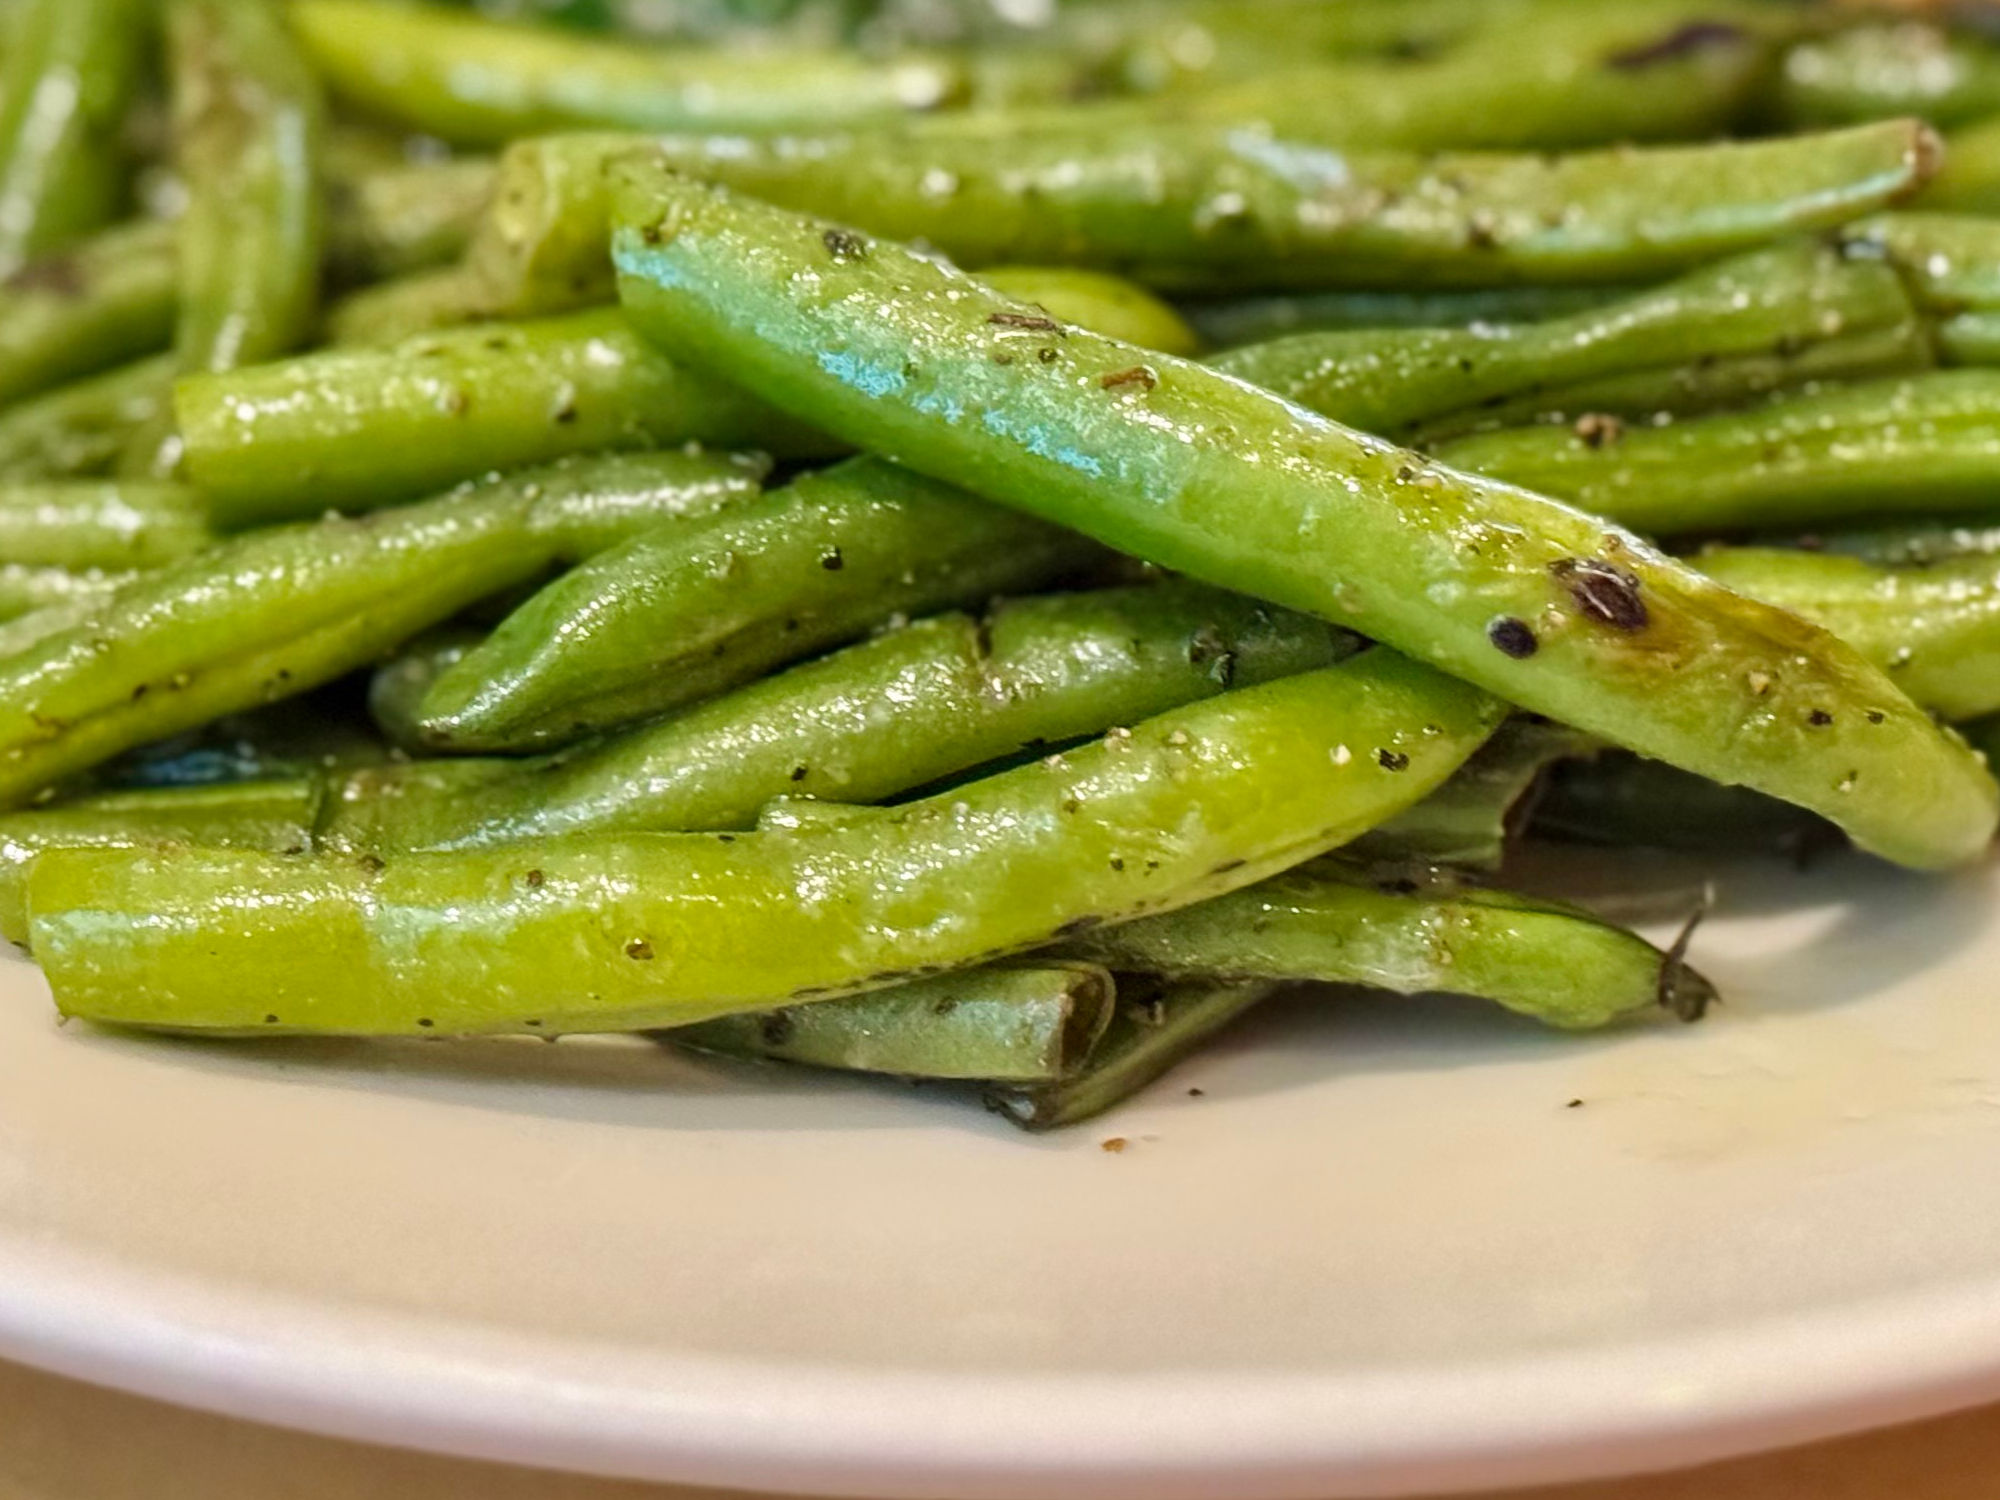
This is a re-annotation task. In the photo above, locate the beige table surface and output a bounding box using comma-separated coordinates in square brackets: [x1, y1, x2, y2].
[3, 1357, 1996, 1500]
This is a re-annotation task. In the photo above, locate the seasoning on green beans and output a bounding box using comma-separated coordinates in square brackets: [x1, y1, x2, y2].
[0, 481, 213, 570]
[609, 167, 1998, 871]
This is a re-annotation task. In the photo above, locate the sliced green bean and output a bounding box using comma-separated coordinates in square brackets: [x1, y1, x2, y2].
[983, 976, 1279, 1130]
[1181, 285, 1635, 350]
[325, 156, 496, 283]
[167, 0, 327, 375]
[413, 458, 1106, 750]
[0, 481, 213, 569]
[1697, 546, 2000, 721]
[0, 357, 174, 480]
[1348, 719, 1590, 871]
[0, 779, 320, 944]
[290, 0, 975, 146]
[1779, 21, 2000, 130]
[1212, 241, 1925, 438]
[333, 581, 1354, 844]
[1056, 861, 1712, 1029]
[610, 167, 1998, 870]
[1435, 372, 2000, 537]
[29, 653, 1506, 1036]
[175, 309, 830, 526]
[0, 0, 152, 273]
[670, 964, 1117, 1082]
[0, 221, 177, 410]
[1532, 751, 1836, 857]
[0, 450, 765, 806]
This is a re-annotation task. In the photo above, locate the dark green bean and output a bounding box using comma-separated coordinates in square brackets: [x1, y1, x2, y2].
[412, 458, 1107, 751]
[610, 166, 1998, 870]
[1532, 751, 1836, 857]
[325, 156, 497, 283]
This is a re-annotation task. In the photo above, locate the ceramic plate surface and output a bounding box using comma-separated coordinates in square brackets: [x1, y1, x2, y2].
[4, 849, 2000, 1497]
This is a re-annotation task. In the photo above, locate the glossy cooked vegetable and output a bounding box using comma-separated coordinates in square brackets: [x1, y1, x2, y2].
[0, 481, 213, 569]
[0, 0, 152, 274]
[669, 963, 1118, 1082]
[324, 155, 497, 282]
[1435, 372, 2000, 537]
[1055, 860, 1714, 1028]
[609, 168, 1999, 871]
[1210, 240, 1927, 438]
[1181, 284, 1634, 350]
[0, 357, 174, 479]
[1779, 22, 2000, 130]
[0, 222, 177, 410]
[28, 653, 1506, 1034]
[0, 450, 766, 806]
[411, 458, 1108, 750]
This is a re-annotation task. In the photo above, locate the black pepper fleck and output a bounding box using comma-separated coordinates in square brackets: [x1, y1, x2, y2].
[625, 938, 655, 960]
[819, 548, 843, 571]
[1486, 616, 1539, 658]
[1377, 748, 1411, 771]
[1808, 709, 1833, 726]
[760, 1010, 796, 1047]
[821, 227, 868, 261]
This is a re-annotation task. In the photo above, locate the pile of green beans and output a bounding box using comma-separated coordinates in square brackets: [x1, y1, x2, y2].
[12, 0, 2000, 1130]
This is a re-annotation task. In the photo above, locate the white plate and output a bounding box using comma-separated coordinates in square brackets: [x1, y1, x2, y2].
[4, 848, 2000, 1497]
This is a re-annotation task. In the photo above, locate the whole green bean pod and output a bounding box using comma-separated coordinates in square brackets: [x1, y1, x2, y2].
[618, 118, 1935, 293]
[1778, 21, 2000, 130]
[0, 222, 177, 411]
[1435, 372, 2000, 537]
[325, 156, 496, 283]
[1181, 285, 1635, 350]
[1697, 546, 2000, 721]
[331, 581, 1353, 845]
[0, 481, 213, 569]
[0, 450, 765, 805]
[670, 964, 1117, 1082]
[0, 357, 174, 480]
[984, 976, 1280, 1130]
[0, 0, 152, 274]
[291, 0, 975, 146]
[167, 0, 327, 375]
[414, 458, 1106, 750]
[1056, 861, 1713, 1029]
[0, 565, 131, 622]
[609, 168, 1998, 870]
[175, 309, 830, 526]
[1532, 751, 1835, 857]
[1211, 241, 1926, 439]
[29, 653, 1504, 1036]
[0, 779, 320, 944]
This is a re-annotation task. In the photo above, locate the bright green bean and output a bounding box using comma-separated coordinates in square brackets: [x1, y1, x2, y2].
[175, 308, 830, 526]
[1181, 285, 1634, 350]
[1211, 241, 1925, 438]
[1940, 310, 2000, 365]
[0, 450, 765, 806]
[1779, 22, 2000, 130]
[0, 221, 177, 410]
[0, 0, 152, 273]
[610, 167, 1998, 871]
[413, 458, 1107, 750]
[0, 481, 213, 569]
[669, 964, 1117, 1082]
[979, 267, 1200, 358]
[983, 975, 1279, 1130]
[0, 565, 130, 621]
[1057, 860, 1714, 1029]
[28, 653, 1506, 1035]
[167, 0, 326, 375]
[1839, 212, 2000, 315]
[1436, 372, 2000, 537]
[0, 357, 174, 480]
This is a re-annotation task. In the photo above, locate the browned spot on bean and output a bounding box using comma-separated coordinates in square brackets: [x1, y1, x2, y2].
[988, 310, 1060, 332]
[625, 938, 655, 960]
[821, 227, 868, 261]
[1100, 364, 1158, 392]
[1487, 616, 1538, 658]
[1552, 557, 1648, 631]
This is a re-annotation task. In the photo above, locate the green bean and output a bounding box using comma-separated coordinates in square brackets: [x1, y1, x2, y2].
[1782, 517, 2000, 568]
[93, 694, 391, 791]
[1531, 750, 1835, 857]
[0, 779, 320, 945]
[325, 156, 496, 283]
[331, 581, 1354, 845]
[1940, 310, 2000, 365]
[1697, 546, 2000, 721]
[983, 976, 1279, 1130]
[0, 598, 113, 661]
[1211, 241, 1925, 439]
[175, 309, 829, 526]
[1347, 719, 1591, 871]
[322, 268, 491, 347]
[669, 963, 1117, 1082]
[0, 481, 213, 569]
[1778, 21, 2000, 130]
[0, 0, 152, 274]
[1920, 115, 2000, 215]
[1839, 212, 2000, 316]
[29, 652, 1504, 1035]
[0, 565, 131, 622]
[1181, 285, 1635, 350]
[0, 450, 766, 806]
[1056, 860, 1713, 1029]
[413, 458, 1107, 751]
[367, 627, 483, 750]
[611, 118, 1937, 294]
[167, 0, 327, 375]
[1435, 372, 2000, 537]
[0, 222, 177, 410]
[290, 0, 978, 147]
[979, 268, 1200, 358]
[0, 357, 174, 480]
[610, 167, 1998, 871]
